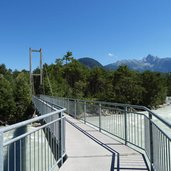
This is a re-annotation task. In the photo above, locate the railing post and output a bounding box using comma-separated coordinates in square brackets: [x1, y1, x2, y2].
[63, 116, 66, 154]
[67, 99, 70, 114]
[60, 112, 64, 165]
[0, 132, 3, 171]
[124, 106, 127, 145]
[84, 101, 86, 124]
[99, 103, 102, 132]
[149, 112, 154, 171]
[63, 98, 65, 108]
[74, 100, 77, 119]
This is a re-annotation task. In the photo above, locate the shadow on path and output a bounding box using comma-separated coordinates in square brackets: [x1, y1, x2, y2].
[66, 118, 149, 171]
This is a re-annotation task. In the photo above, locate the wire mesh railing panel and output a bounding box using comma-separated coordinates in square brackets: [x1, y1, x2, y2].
[144, 115, 151, 161]
[100, 105, 125, 140]
[76, 101, 84, 119]
[3, 134, 27, 171]
[127, 112, 145, 149]
[68, 100, 76, 117]
[152, 123, 171, 171]
[85, 102, 100, 128]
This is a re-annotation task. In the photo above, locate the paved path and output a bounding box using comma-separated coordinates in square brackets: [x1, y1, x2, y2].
[60, 115, 148, 171]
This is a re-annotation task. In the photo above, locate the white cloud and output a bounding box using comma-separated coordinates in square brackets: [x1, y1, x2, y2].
[108, 53, 114, 57]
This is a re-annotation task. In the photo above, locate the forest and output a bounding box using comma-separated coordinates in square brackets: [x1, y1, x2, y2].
[0, 65, 32, 124]
[1, 52, 171, 124]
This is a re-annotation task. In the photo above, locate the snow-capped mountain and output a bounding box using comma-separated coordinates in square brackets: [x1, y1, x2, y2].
[105, 55, 171, 72]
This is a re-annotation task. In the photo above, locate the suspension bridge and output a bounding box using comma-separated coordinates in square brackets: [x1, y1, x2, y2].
[0, 49, 171, 171]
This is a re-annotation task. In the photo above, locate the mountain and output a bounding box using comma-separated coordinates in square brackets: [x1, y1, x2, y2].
[105, 55, 171, 72]
[77, 55, 171, 72]
[78, 57, 103, 68]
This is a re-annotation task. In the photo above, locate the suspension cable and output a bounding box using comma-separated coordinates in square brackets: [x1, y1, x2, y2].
[44, 65, 53, 96]
[32, 76, 35, 95]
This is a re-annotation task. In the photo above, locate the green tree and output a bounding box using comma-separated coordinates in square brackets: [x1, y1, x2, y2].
[0, 64, 7, 75]
[0, 76, 15, 123]
[112, 65, 144, 104]
[63, 51, 73, 64]
[86, 67, 107, 99]
[166, 73, 171, 96]
[141, 71, 167, 108]
[63, 59, 87, 96]
[13, 72, 32, 122]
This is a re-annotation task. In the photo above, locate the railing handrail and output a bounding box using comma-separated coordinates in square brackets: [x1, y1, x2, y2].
[144, 107, 171, 128]
[43, 95, 171, 129]
[3, 115, 65, 147]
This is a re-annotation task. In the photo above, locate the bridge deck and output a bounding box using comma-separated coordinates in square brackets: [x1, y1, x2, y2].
[60, 115, 148, 171]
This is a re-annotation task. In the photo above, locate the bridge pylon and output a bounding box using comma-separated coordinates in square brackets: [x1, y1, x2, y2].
[29, 48, 43, 95]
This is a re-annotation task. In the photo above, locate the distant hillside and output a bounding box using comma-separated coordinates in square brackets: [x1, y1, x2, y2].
[105, 55, 171, 72]
[78, 57, 103, 68]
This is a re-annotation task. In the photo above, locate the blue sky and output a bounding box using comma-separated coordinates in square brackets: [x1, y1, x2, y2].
[0, 0, 171, 70]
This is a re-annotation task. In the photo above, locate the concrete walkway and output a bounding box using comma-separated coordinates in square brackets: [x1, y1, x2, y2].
[60, 115, 148, 171]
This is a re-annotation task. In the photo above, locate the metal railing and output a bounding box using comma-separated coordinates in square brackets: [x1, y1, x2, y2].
[40, 95, 171, 171]
[0, 96, 66, 171]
